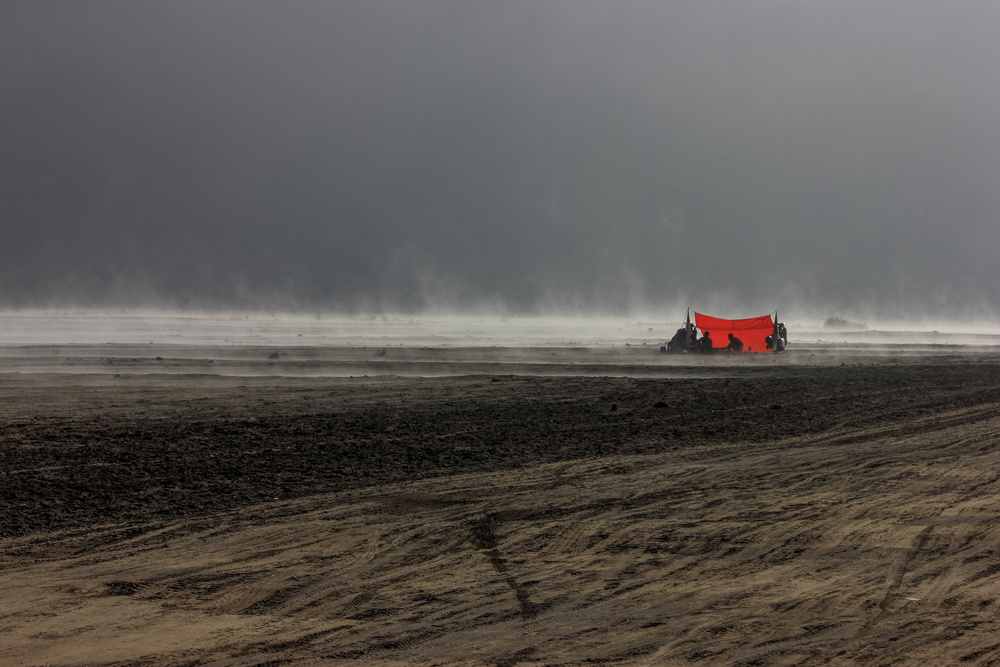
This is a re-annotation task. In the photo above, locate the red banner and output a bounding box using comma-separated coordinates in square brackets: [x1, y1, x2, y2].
[694, 312, 775, 353]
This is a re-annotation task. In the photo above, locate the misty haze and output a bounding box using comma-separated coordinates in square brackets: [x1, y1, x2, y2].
[2, 1, 998, 323]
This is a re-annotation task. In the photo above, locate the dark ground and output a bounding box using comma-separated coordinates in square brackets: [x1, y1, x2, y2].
[3, 358, 998, 539]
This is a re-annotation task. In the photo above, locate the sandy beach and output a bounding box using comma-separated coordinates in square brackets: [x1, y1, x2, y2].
[3, 341, 1000, 665]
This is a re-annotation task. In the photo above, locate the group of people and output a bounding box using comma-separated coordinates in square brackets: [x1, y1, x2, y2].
[665, 328, 744, 353]
[697, 330, 744, 353]
[662, 320, 787, 355]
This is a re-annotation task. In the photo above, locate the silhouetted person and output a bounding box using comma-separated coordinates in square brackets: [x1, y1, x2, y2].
[725, 333, 743, 353]
[698, 331, 713, 353]
[667, 328, 686, 353]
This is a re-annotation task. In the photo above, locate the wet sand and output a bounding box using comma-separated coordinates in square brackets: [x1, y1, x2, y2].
[3, 345, 1000, 665]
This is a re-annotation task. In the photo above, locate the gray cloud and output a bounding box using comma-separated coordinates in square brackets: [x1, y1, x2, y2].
[1, 1, 998, 320]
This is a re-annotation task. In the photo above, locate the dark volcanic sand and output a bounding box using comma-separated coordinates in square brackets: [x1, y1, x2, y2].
[3, 350, 1000, 665]
[4, 360, 996, 539]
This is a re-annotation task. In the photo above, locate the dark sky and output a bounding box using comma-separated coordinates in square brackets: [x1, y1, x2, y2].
[2, 1, 998, 319]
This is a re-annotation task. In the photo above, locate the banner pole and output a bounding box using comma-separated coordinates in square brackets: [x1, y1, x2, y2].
[686, 308, 692, 349]
[773, 310, 779, 353]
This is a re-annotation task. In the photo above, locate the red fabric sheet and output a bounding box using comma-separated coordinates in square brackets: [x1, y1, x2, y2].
[694, 312, 774, 353]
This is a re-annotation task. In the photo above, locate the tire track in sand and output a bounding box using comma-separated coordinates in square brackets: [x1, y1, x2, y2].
[470, 513, 542, 620]
[855, 524, 934, 645]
